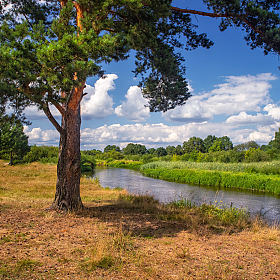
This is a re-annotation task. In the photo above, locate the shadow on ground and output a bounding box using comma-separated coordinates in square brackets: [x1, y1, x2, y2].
[76, 200, 228, 238]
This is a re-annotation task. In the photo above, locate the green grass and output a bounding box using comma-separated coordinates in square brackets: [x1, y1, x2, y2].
[165, 198, 250, 230]
[140, 160, 280, 175]
[141, 166, 280, 194]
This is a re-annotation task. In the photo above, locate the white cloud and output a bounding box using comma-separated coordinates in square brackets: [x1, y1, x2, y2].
[24, 105, 60, 120]
[80, 122, 242, 149]
[21, 73, 280, 149]
[82, 74, 116, 119]
[231, 129, 273, 144]
[163, 73, 277, 123]
[25, 119, 277, 150]
[23, 75, 117, 121]
[226, 112, 275, 126]
[115, 86, 150, 121]
[162, 98, 213, 122]
[264, 104, 280, 120]
[25, 127, 59, 145]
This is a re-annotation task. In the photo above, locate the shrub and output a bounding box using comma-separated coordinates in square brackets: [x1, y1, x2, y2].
[23, 145, 59, 163]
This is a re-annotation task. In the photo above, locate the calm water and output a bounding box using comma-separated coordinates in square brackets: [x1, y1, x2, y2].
[92, 167, 280, 224]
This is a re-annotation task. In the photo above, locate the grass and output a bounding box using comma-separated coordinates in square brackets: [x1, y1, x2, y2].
[140, 161, 280, 194]
[0, 160, 279, 279]
[140, 160, 280, 175]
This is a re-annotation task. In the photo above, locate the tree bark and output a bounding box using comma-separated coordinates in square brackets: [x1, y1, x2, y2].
[50, 89, 84, 211]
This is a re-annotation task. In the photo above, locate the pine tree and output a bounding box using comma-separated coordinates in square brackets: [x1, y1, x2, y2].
[1, 0, 280, 211]
[0, 115, 29, 165]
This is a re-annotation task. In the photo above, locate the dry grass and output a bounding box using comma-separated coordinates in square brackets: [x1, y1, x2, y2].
[0, 160, 279, 279]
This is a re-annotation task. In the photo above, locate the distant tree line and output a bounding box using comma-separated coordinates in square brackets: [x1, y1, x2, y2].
[2, 115, 280, 167]
[90, 131, 280, 164]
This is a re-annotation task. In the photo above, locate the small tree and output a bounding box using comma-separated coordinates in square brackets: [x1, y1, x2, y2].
[269, 128, 280, 150]
[103, 145, 121, 153]
[183, 137, 206, 154]
[154, 147, 167, 157]
[204, 135, 217, 152]
[166, 145, 176, 155]
[123, 143, 147, 155]
[0, 115, 30, 165]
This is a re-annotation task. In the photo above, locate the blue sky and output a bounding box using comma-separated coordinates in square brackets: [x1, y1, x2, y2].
[23, 0, 280, 150]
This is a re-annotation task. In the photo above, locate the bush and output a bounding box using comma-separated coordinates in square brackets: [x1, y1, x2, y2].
[23, 145, 59, 163]
[245, 148, 270, 162]
[81, 153, 96, 172]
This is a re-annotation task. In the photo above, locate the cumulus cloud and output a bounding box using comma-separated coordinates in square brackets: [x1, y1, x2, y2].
[115, 86, 150, 121]
[80, 122, 240, 150]
[231, 129, 273, 145]
[264, 104, 280, 120]
[21, 73, 280, 149]
[82, 74, 117, 119]
[23, 75, 117, 121]
[24, 105, 60, 120]
[24, 126, 59, 146]
[163, 73, 276, 123]
[226, 112, 275, 126]
[25, 119, 276, 150]
[80, 122, 278, 150]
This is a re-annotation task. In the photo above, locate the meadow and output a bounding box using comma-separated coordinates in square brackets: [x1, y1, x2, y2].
[0, 161, 279, 279]
[140, 161, 280, 195]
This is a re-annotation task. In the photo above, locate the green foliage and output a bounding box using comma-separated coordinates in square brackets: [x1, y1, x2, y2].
[142, 167, 280, 194]
[168, 198, 249, 228]
[165, 145, 176, 155]
[123, 143, 147, 155]
[81, 153, 96, 172]
[183, 137, 206, 153]
[208, 136, 233, 152]
[23, 145, 59, 164]
[204, 135, 217, 152]
[0, 115, 30, 165]
[234, 141, 260, 152]
[154, 147, 167, 157]
[23, 145, 96, 171]
[245, 148, 270, 162]
[107, 160, 143, 170]
[0, 0, 217, 118]
[141, 160, 280, 175]
[103, 145, 121, 153]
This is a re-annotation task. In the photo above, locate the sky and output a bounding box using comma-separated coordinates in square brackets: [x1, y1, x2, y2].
[22, 0, 280, 151]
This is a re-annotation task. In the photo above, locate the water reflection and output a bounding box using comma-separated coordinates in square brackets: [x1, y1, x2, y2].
[92, 167, 280, 224]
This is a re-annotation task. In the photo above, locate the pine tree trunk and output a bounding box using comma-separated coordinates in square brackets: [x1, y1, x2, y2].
[51, 99, 84, 212]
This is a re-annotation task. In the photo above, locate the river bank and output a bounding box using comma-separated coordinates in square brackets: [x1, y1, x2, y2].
[105, 159, 280, 195]
[0, 161, 279, 279]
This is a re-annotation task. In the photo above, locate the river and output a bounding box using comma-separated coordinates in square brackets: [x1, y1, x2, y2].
[92, 167, 280, 224]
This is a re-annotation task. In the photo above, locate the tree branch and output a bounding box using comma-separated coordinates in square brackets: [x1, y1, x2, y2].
[52, 101, 66, 118]
[170, 7, 228, 18]
[42, 103, 63, 134]
[170, 6, 264, 36]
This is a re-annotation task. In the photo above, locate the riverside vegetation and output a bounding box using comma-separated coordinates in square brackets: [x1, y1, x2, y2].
[8, 143, 280, 194]
[0, 160, 279, 279]
[140, 161, 280, 195]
